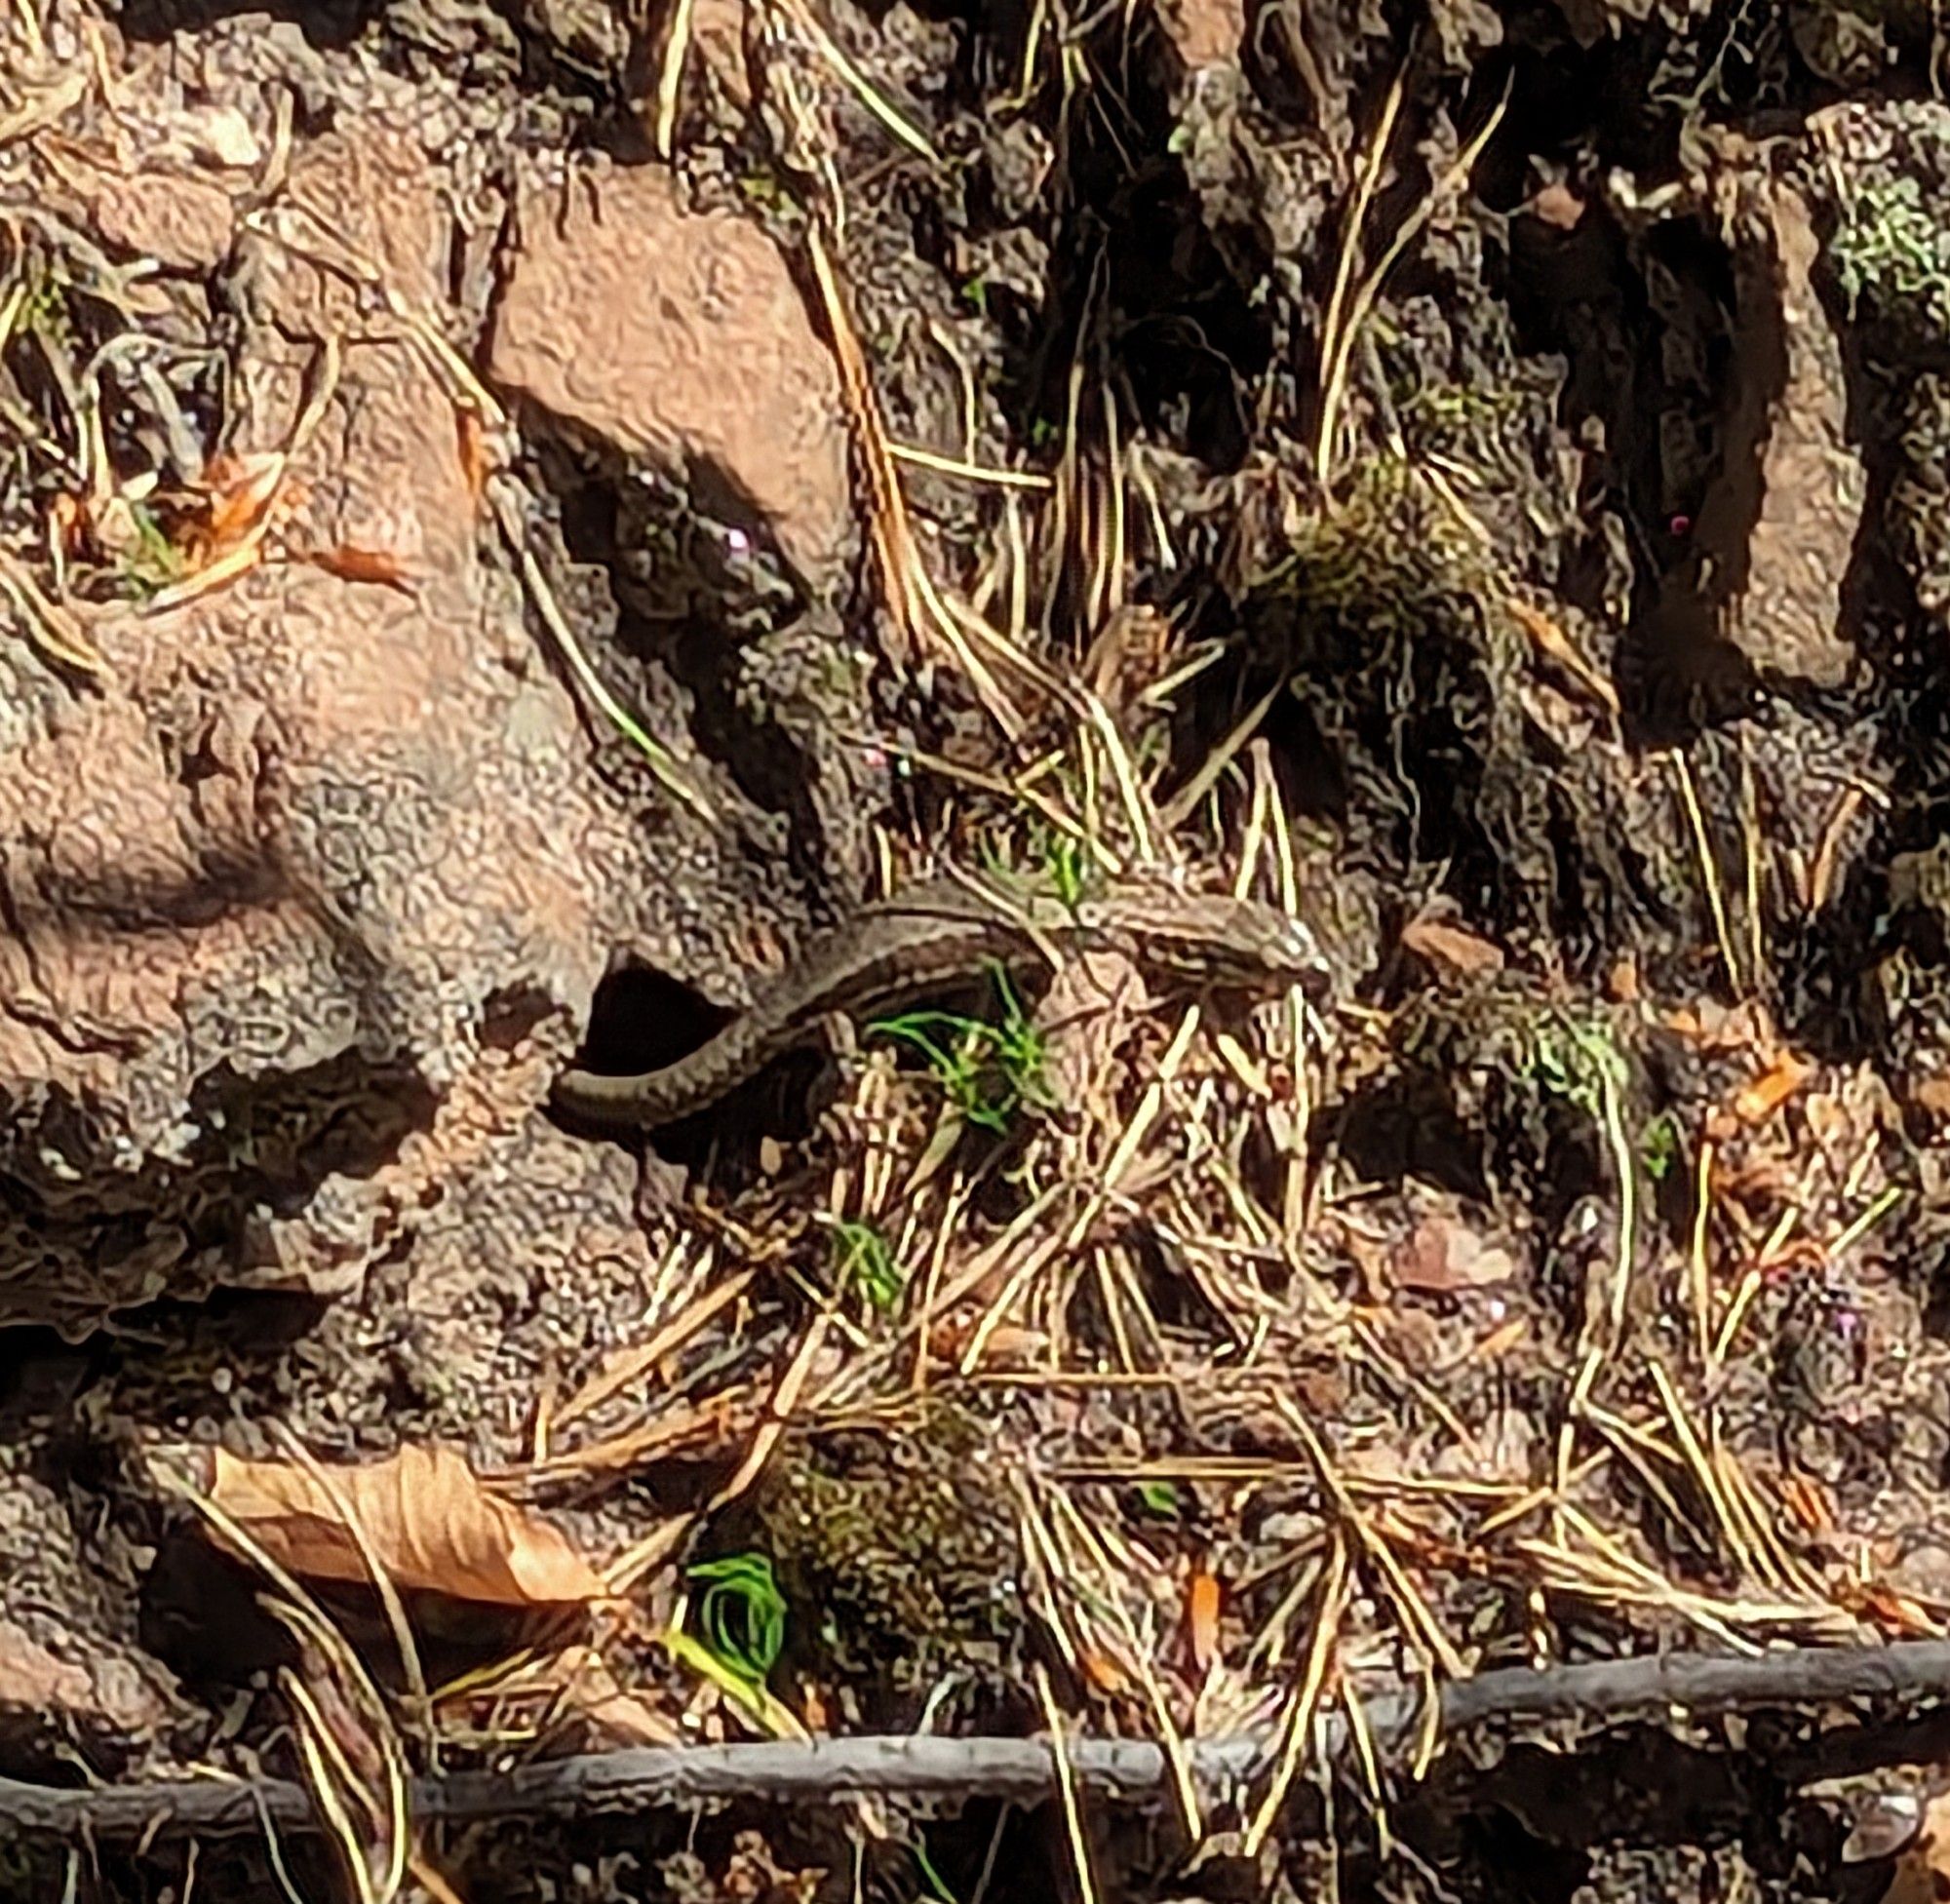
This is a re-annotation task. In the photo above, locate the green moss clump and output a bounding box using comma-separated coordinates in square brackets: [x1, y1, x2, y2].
[758, 1402, 1021, 1713]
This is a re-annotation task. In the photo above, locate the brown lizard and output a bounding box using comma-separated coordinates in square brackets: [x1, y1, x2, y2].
[552, 871, 1328, 1131]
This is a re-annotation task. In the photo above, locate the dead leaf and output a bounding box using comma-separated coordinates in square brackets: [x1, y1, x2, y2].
[1527, 180, 1587, 230]
[1879, 1786, 1950, 1904]
[304, 545, 414, 591]
[193, 450, 288, 555]
[1390, 1213, 1518, 1295]
[1841, 1577, 1941, 1641]
[1733, 1050, 1812, 1124]
[1400, 913, 1505, 979]
[1185, 1567, 1222, 1674]
[1505, 595, 1619, 714]
[201, 1443, 606, 1607]
[1080, 1648, 1131, 1696]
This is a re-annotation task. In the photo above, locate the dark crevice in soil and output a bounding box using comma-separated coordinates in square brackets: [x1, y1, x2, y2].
[573, 962, 734, 1087]
[112, 0, 379, 44]
[529, 433, 837, 881]
[1015, 14, 1271, 467]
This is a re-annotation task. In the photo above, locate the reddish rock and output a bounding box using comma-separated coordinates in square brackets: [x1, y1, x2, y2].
[488, 164, 853, 582]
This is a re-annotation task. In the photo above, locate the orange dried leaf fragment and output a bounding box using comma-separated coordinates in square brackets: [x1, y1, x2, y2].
[1185, 1567, 1223, 1674]
[1732, 1050, 1813, 1125]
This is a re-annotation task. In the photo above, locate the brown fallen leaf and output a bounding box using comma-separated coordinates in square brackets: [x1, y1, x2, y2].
[1399, 913, 1505, 980]
[202, 1443, 606, 1607]
[1879, 1784, 1950, 1904]
[302, 544, 415, 591]
[1733, 1049, 1813, 1124]
[194, 450, 288, 554]
[1605, 953, 1642, 1003]
[1526, 180, 1587, 231]
[1390, 1211, 1518, 1295]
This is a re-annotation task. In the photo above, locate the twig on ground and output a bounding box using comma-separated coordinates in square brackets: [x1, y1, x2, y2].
[12, 1640, 1950, 1844]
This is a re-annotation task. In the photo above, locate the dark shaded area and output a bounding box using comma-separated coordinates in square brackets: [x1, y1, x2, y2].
[111, 0, 379, 46]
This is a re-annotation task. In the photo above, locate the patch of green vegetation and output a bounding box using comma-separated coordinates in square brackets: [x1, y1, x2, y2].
[1519, 1010, 1627, 1117]
[1639, 1110, 1681, 1182]
[913, 1836, 959, 1904]
[978, 830, 1097, 911]
[871, 960, 1049, 1133]
[736, 168, 786, 208]
[1252, 452, 1490, 619]
[119, 499, 184, 600]
[1134, 1479, 1183, 1518]
[1397, 378, 1525, 454]
[1830, 172, 1950, 337]
[759, 1402, 1019, 1706]
[15, 258, 73, 345]
[831, 1219, 904, 1312]
[1040, 833, 1092, 909]
[687, 1551, 788, 1688]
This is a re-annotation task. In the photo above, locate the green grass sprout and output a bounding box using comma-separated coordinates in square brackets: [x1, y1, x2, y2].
[871, 961, 1048, 1133]
[831, 1219, 904, 1312]
[686, 1552, 787, 1687]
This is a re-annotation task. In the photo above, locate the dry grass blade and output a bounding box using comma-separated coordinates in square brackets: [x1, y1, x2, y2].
[889, 442, 1051, 488]
[159, 1468, 410, 1901]
[650, 0, 697, 155]
[554, 1265, 753, 1433]
[1034, 1661, 1101, 1904]
[507, 1395, 734, 1486]
[282, 1662, 397, 1904]
[492, 485, 717, 819]
[0, 550, 103, 673]
[1246, 1531, 1348, 1855]
[771, 0, 939, 162]
[1274, 1396, 1466, 1678]
[270, 1424, 434, 1770]
[1667, 747, 1744, 995]
[1644, 1358, 1762, 1584]
[1317, 73, 1510, 486]
[604, 1315, 830, 1593]
[1041, 1487, 1202, 1838]
[803, 220, 1027, 739]
[240, 206, 507, 426]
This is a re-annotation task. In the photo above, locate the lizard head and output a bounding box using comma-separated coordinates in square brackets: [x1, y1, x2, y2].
[1127, 891, 1333, 999]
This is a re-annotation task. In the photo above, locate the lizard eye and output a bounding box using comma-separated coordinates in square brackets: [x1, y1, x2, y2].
[1281, 918, 1331, 986]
